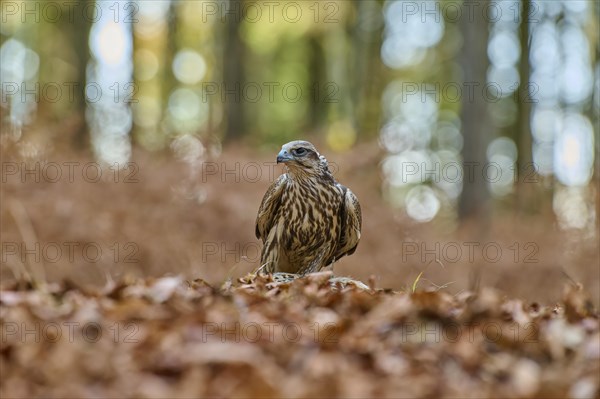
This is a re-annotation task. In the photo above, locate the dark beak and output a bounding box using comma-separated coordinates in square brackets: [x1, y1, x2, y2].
[277, 149, 293, 164]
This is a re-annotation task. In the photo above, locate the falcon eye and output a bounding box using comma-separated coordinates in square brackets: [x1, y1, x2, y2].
[293, 148, 307, 156]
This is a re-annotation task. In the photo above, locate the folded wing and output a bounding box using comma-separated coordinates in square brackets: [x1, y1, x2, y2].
[255, 174, 288, 241]
[332, 185, 362, 261]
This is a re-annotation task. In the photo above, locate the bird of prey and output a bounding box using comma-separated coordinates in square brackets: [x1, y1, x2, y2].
[255, 140, 361, 275]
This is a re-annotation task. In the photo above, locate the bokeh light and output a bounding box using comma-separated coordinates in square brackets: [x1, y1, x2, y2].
[173, 50, 207, 85]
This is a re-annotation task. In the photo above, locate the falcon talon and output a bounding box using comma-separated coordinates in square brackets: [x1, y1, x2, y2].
[255, 140, 362, 276]
[329, 276, 371, 291]
[271, 272, 300, 283]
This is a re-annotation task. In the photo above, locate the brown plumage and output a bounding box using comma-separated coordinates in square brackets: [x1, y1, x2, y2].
[255, 140, 361, 275]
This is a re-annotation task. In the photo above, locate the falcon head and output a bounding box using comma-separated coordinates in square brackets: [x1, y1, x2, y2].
[276, 140, 329, 178]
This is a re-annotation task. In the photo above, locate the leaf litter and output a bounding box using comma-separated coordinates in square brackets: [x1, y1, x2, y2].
[1, 272, 598, 398]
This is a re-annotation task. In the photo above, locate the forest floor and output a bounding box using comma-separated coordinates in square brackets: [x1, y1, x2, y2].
[1, 139, 598, 303]
[1, 139, 599, 397]
[1, 272, 598, 398]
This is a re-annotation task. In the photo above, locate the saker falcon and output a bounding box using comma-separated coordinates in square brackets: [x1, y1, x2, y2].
[255, 140, 361, 275]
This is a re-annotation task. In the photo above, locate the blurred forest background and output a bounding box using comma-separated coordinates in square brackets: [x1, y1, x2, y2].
[1, 0, 599, 304]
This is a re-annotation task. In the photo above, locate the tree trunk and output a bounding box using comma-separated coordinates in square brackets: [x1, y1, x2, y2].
[308, 35, 325, 131]
[514, 0, 536, 214]
[458, 3, 492, 223]
[71, 0, 93, 148]
[223, 0, 246, 140]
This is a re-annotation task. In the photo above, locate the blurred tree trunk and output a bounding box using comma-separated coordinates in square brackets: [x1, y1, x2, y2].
[308, 35, 326, 131]
[350, 0, 383, 137]
[223, 0, 246, 140]
[323, 13, 352, 134]
[513, 0, 536, 214]
[458, 2, 491, 223]
[163, 2, 177, 113]
[350, 0, 367, 132]
[70, 0, 93, 147]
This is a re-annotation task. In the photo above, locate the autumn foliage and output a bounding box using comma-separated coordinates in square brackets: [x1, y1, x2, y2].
[1, 272, 598, 398]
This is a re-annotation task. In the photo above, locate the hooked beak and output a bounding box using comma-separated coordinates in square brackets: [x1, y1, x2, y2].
[276, 149, 293, 164]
